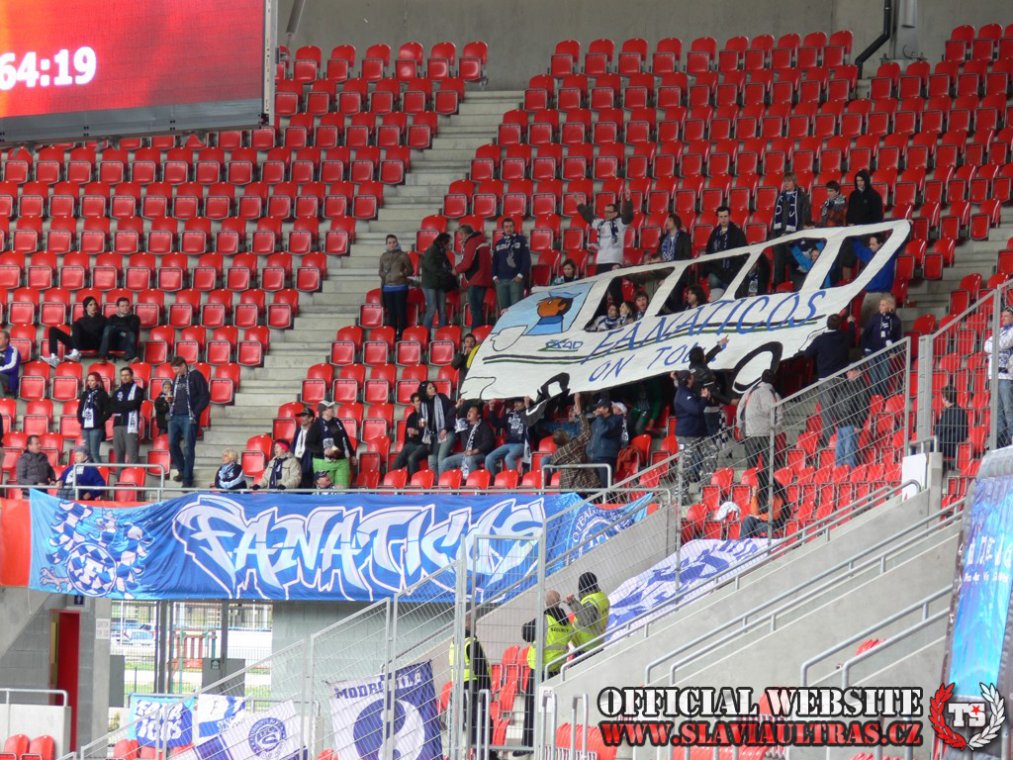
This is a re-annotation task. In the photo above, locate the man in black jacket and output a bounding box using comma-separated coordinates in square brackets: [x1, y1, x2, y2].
[110, 366, 144, 464]
[803, 314, 854, 447]
[449, 619, 499, 760]
[305, 401, 356, 488]
[99, 298, 141, 362]
[935, 386, 969, 471]
[438, 403, 495, 476]
[833, 368, 870, 468]
[860, 294, 903, 398]
[391, 392, 429, 476]
[168, 356, 210, 488]
[44, 296, 105, 367]
[703, 207, 749, 295]
[290, 407, 315, 488]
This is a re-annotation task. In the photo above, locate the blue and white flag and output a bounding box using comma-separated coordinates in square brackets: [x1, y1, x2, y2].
[197, 694, 246, 739]
[607, 538, 777, 638]
[328, 662, 442, 760]
[27, 490, 645, 601]
[129, 695, 194, 748]
[218, 700, 303, 760]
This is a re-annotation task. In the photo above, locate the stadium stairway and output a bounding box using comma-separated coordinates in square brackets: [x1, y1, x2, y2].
[546, 488, 954, 734]
[190, 91, 523, 484]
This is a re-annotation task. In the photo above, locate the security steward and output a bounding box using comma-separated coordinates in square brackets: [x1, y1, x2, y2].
[566, 571, 610, 658]
[519, 590, 574, 754]
[448, 621, 498, 760]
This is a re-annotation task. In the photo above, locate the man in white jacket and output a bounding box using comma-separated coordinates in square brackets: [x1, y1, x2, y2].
[737, 370, 783, 506]
[985, 306, 1013, 446]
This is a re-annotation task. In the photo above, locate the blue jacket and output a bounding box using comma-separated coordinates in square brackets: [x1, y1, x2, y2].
[674, 387, 708, 438]
[58, 463, 106, 501]
[0, 345, 20, 395]
[854, 241, 896, 293]
[587, 414, 623, 460]
[492, 234, 531, 281]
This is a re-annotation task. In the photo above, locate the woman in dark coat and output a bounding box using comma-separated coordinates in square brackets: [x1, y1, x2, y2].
[420, 232, 456, 332]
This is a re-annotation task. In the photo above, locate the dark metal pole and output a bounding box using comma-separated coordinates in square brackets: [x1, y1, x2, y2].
[854, 0, 895, 79]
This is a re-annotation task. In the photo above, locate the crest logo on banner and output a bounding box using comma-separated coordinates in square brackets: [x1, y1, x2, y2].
[329, 662, 442, 760]
[219, 700, 303, 760]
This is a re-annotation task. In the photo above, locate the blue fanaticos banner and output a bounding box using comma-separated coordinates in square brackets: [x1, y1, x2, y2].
[27, 490, 646, 601]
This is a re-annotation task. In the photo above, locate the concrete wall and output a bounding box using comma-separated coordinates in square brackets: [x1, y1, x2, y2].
[278, 0, 1012, 90]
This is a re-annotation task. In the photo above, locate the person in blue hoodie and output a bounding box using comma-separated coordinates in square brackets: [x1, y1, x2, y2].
[853, 234, 897, 325]
[57, 445, 106, 501]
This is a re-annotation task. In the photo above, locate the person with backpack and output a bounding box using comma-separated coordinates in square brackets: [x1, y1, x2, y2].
[455, 224, 493, 328]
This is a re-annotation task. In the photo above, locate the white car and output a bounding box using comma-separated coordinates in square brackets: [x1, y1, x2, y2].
[459, 221, 909, 400]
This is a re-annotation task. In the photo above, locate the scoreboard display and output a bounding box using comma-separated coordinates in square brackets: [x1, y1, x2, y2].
[0, 0, 273, 144]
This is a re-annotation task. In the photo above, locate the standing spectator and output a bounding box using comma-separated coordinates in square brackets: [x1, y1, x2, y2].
[820, 180, 848, 227]
[451, 333, 479, 383]
[566, 572, 609, 658]
[736, 370, 782, 507]
[44, 296, 106, 367]
[688, 338, 730, 440]
[99, 297, 141, 362]
[448, 619, 498, 760]
[551, 258, 580, 285]
[703, 207, 749, 295]
[628, 377, 662, 437]
[0, 330, 19, 398]
[153, 380, 172, 437]
[618, 302, 635, 326]
[57, 445, 106, 501]
[378, 234, 413, 340]
[167, 357, 210, 488]
[492, 218, 531, 314]
[834, 368, 870, 468]
[589, 303, 622, 332]
[440, 403, 495, 477]
[485, 397, 531, 475]
[455, 224, 493, 328]
[846, 169, 884, 226]
[421, 381, 457, 473]
[548, 395, 599, 493]
[420, 233, 456, 333]
[110, 366, 143, 464]
[16, 435, 55, 490]
[935, 386, 969, 471]
[391, 392, 429, 477]
[212, 449, 247, 491]
[253, 441, 302, 490]
[520, 591, 573, 751]
[653, 213, 692, 263]
[78, 371, 110, 464]
[577, 189, 634, 307]
[290, 406, 316, 488]
[771, 174, 812, 287]
[985, 306, 1013, 447]
[861, 294, 902, 398]
[587, 396, 623, 488]
[672, 371, 710, 485]
[306, 401, 356, 488]
[803, 314, 853, 447]
[854, 234, 897, 325]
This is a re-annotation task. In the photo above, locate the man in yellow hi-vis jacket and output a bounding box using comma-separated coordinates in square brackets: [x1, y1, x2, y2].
[519, 589, 573, 754]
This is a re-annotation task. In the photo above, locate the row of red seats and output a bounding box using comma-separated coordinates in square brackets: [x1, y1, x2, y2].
[873, 58, 1013, 100]
[946, 23, 1013, 62]
[283, 40, 488, 83]
[1, 734, 54, 760]
[276, 75, 467, 118]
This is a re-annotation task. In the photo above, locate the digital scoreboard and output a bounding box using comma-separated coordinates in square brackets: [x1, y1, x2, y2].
[0, 0, 274, 144]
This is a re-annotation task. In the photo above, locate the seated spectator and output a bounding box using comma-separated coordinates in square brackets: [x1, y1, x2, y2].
[733, 253, 771, 298]
[546, 394, 597, 491]
[99, 298, 141, 362]
[451, 333, 479, 382]
[935, 386, 969, 471]
[486, 397, 532, 475]
[314, 471, 335, 492]
[254, 441, 302, 490]
[618, 301, 635, 326]
[834, 368, 870, 468]
[392, 392, 430, 476]
[44, 296, 106, 367]
[587, 396, 624, 488]
[16, 435, 55, 490]
[787, 223, 830, 290]
[684, 285, 707, 311]
[213, 449, 247, 491]
[589, 303, 622, 332]
[439, 403, 495, 476]
[57, 445, 106, 501]
[633, 291, 650, 320]
[154, 380, 172, 437]
[0, 329, 20, 399]
[861, 294, 902, 398]
[423, 381, 458, 473]
[551, 258, 581, 285]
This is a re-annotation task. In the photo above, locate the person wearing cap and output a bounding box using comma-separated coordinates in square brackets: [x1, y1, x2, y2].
[57, 445, 106, 501]
[168, 356, 211, 488]
[587, 396, 623, 488]
[672, 370, 710, 485]
[290, 406, 316, 488]
[44, 295, 107, 367]
[306, 401, 356, 488]
[985, 306, 1013, 447]
[254, 441, 302, 491]
[566, 572, 610, 658]
[212, 449, 247, 491]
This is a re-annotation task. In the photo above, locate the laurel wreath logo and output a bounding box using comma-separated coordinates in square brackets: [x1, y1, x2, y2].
[929, 682, 1006, 751]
